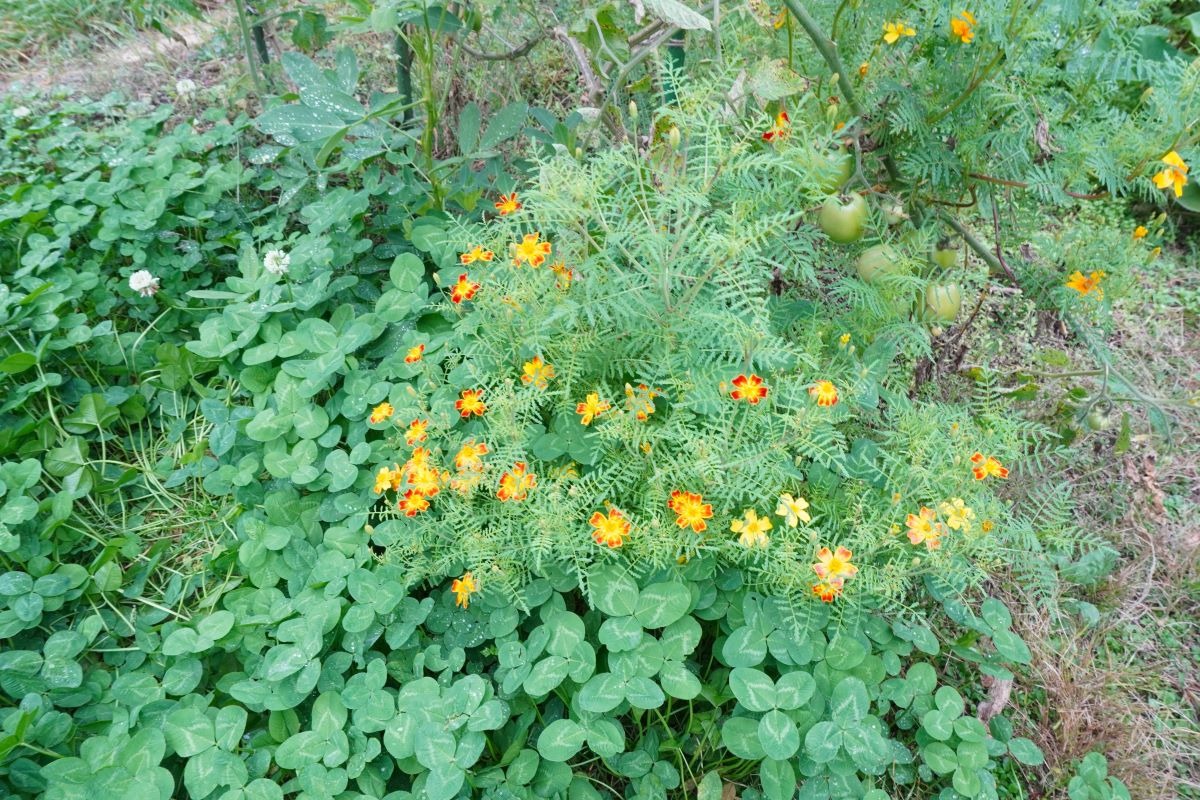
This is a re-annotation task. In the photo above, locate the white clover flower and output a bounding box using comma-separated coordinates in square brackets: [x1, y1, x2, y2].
[12, 106, 31, 119]
[263, 249, 290, 276]
[128, 270, 160, 297]
[175, 79, 197, 98]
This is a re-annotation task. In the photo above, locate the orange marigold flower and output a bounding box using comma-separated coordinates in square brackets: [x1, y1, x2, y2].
[970, 452, 1009, 480]
[511, 232, 552, 268]
[451, 571, 478, 607]
[809, 380, 839, 407]
[981, 519, 995, 533]
[456, 389, 487, 418]
[520, 355, 556, 389]
[373, 466, 396, 494]
[450, 273, 480, 304]
[813, 581, 843, 603]
[369, 402, 395, 424]
[497, 462, 536, 502]
[576, 392, 611, 425]
[1133, 225, 1148, 240]
[1065, 270, 1105, 299]
[404, 344, 425, 363]
[762, 110, 790, 143]
[495, 193, 522, 215]
[398, 489, 431, 517]
[905, 506, 944, 549]
[858, 62, 869, 78]
[454, 440, 489, 472]
[407, 448, 431, 471]
[624, 383, 658, 421]
[812, 546, 858, 582]
[460, 245, 495, 265]
[670, 490, 713, 533]
[950, 10, 976, 43]
[590, 508, 632, 548]
[1152, 151, 1189, 197]
[730, 373, 769, 404]
[405, 418, 429, 446]
[406, 464, 442, 497]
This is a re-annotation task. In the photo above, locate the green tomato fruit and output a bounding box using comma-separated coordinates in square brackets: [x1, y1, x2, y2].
[856, 244, 902, 282]
[816, 146, 854, 192]
[883, 203, 908, 225]
[1086, 409, 1112, 431]
[820, 194, 868, 244]
[924, 283, 963, 323]
[932, 245, 958, 269]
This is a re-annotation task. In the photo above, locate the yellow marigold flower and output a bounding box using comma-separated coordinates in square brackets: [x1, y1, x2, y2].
[454, 440, 489, 472]
[950, 10, 976, 43]
[407, 447, 431, 471]
[450, 273, 480, 304]
[730, 373, 769, 404]
[813, 581, 842, 603]
[970, 452, 1009, 480]
[981, 519, 995, 533]
[405, 418, 429, 446]
[398, 489, 430, 517]
[495, 193, 521, 215]
[858, 62, 869, 78]
[520, 355, 556, 389]
[576, 392, 610, 425]
[882, 21, 916, 43]
[497, 462, 536, 502]
[455, 389, 487, 418]
[369, 402, 394, 424]
[451, 571, 478, 607]
[772, 8, 788, 29]
[731, 509, 772, 548]
[511, 232, 552, 268]
[590, 508, 632, 548]
[839, 332, 852, 347]
[1065, 270, 1105, 299]
[669, 490, 713, 534]
[762, 110, 790, 143]
[938, 497, 975, 531]
[1152, 151, 1189, 197]
[404, 344, 425, 364]
[812, 546, 858, 582]
[905, 507, 944, 549]
[809, 380, 839, 407]
[373, 466, 395, 494]
[775, 493, 811, 527]
[460, 245, 495, 265]
[625, 383, 658, 421]
[1133, 225, 1148, 239]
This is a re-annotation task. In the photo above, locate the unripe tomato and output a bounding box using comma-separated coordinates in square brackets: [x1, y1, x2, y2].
[1086, 409, 1112, 431]
[932, 244, 958, 269]
[820, 194, 868, 244]
[883, 203, 908, 225]
[855, 244, 901, 282]
[924, 283, 963, 322]
[816, 146, 854, 192]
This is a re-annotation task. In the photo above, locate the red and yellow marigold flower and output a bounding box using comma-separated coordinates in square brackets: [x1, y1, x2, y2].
[970, 452, 1009, 480]
[905, 507, 944, 549]
[730, 373, 769, 404]
[669, 490, 713, 533]
[812, 546, 858, 582]
[731, 509, 772, 548]
[550, 261, 576, 290]
[1065, 270, 1105, 299]
[450, 273, 480, 304]
[460, 245, 495, 265]
[511, 232, 552, 268]
[1153, 151, 1189, 197]
[809, 380, 839, 407]
[576, 392, 610, 425]
[407, 447, 431, 471]
[495, 193, 521, 215]
[813, 581, 842, 603]
[398, 489, 431, 517]
[520, 355, 556, 389]
[404, 344, 425, 363]
[454, 440, 489, 472]
[497, 462, 536, 502]
[762, 110, 790, 143]
[369, 402, 395, 424]
[405, 418, 429, 446]
[406, 464, 442, 497]
[625, 383, 658, 421]
[456, 389, 487, 418]
[883, 21, 916, 43]
[590, 508, 632, 548]
[950, 10, 976, 43]
[451, 572, 478, 607]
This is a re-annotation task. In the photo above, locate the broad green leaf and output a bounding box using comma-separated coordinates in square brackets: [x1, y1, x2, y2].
[588, 566, 638, 617]
[758, 709, 800, 760]
[729, 667, 776, 712]
[980, 598, 1012, 631]
[1008, 737, 1045, 766]
[642, 0, 712, 30]
[722, 716, 766, 760]
[804, 720, 842, 762]
[830, 676, 869, 723]
[923, 741, 958, 775]
[825, 635, 867, 671]
[633, 582, 691, 628]
[760, 757, 796, 800]
[537, 719, 586, 762]
[774, 671, 816, 710]
[479, 102, 528, 149]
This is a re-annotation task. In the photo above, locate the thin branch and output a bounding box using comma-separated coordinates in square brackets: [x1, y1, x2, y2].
[552, 27, 604, 105]
[940, 210, 1018, 286]
[968, 172, 1109, 201]
[459, 34, 544, 61]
